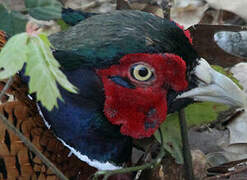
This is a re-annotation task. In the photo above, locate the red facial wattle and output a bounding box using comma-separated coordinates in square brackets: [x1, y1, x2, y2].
[97, 53, 188, 139]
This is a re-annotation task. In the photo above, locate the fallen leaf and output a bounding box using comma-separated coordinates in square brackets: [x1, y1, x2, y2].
[170, 0, 208, 28]
[189, 24, 247, 67]
[215, 31, 247, 58]
[155, 102, 228, 164]
[205, 0, 247, 21]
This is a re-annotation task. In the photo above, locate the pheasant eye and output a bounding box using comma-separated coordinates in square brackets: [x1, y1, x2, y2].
[130, 64, 154, 81]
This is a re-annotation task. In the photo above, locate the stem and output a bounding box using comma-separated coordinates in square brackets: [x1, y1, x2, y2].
[178, 109, 194, 180]
[206, 166, 247, 180]
[93, 129, 165, 180]
[0, 77, 13, 100]
[0, 77, 69, 180]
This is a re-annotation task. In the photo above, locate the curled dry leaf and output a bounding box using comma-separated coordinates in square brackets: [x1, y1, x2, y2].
[64, 0, 115, 13]
[191, 150, 207, 179]
[227, 110, 247, 145]
[226, 64, 247, 147]
[26, 18, 61, 35]
[116, 0, 164, 18]
[211, 64, 247, 163]
[189, 24, 247, 67]
[215, 31, 247, 58]
[206, 0, 247, 21]
[170, 0, 208, 28]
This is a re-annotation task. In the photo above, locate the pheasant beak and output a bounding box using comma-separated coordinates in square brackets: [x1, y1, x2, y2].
[177, 58, 247, 107]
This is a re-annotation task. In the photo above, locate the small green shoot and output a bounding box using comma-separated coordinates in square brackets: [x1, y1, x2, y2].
[0, 23, 77, 110]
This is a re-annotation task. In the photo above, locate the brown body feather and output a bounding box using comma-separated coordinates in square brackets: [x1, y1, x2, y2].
[0, 31, 96, 180]
[0, 76, 97, 179]
[0, 31, 7, 50]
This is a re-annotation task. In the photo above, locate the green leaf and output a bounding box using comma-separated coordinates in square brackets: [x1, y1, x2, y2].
[154, 113, 184, 163]
[0, 32, 77, 111]
[25, 35, 77, 110]
[0, 4, 27, 36]
[24, 0, 62, 20]
[38, 33, 53, 48]
[56, 19, 70, 31]
[25, 37, 60, 110]
[184, 102, 229, 127]
[36, 34, 77, 94]
[154, 102, 229, 164]
[0, 33, 28, 79]
[154, 64, 240, 163]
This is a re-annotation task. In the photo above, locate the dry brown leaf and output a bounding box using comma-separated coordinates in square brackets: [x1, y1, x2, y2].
[170, 0, 208, 28]
[206, 0, 247, 21]
[207, 64, 247, 163]
[189, 24, 247, 67]
[117, 0, 164, 18]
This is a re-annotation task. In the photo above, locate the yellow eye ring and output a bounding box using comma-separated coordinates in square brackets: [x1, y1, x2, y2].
[130, 64, 153, 82]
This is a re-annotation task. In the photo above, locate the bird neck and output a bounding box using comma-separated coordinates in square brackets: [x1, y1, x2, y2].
[39, 68, 132, 169]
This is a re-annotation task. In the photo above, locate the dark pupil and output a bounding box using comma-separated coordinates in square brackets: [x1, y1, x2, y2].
[138, 67, 148, 77]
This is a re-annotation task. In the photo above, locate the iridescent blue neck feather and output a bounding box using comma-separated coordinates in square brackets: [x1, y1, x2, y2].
[39, 69, 132, 167]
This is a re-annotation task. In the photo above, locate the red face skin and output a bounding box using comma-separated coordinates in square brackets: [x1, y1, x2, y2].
[97, 53, 188, 139]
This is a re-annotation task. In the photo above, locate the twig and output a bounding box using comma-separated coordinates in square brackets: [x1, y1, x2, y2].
[161, 0, 172, 19]
[0, 77, 69, 180]
[205, 166, 247, 180]
[92, 129, 165, 180]
[0, 77, 13, 100]
[178, 109, 194, 180]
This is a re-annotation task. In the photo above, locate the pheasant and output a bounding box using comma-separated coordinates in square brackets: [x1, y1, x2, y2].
[0, 10, 246, 180]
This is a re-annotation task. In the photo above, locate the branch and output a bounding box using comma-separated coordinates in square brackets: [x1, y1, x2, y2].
[0, 77, 69, 180]
[93, 129, 165, 180]
[206, 166, 247, 180]
[178, 109, 194, 180]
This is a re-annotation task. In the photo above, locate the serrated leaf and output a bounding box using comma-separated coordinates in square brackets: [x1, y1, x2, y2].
[49, 66, 77, 93]
[25, 37, 61, 110]
[0, 4, 27, 36]
[24, 0, 62, 20]
[0, 33, 28, 79]
[154, 102, 229, 164]
[0, 31, 77, 110]
[38, 33, 53, 48]
[36, 34, 77, 93]
[24, 35, 77, 110]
